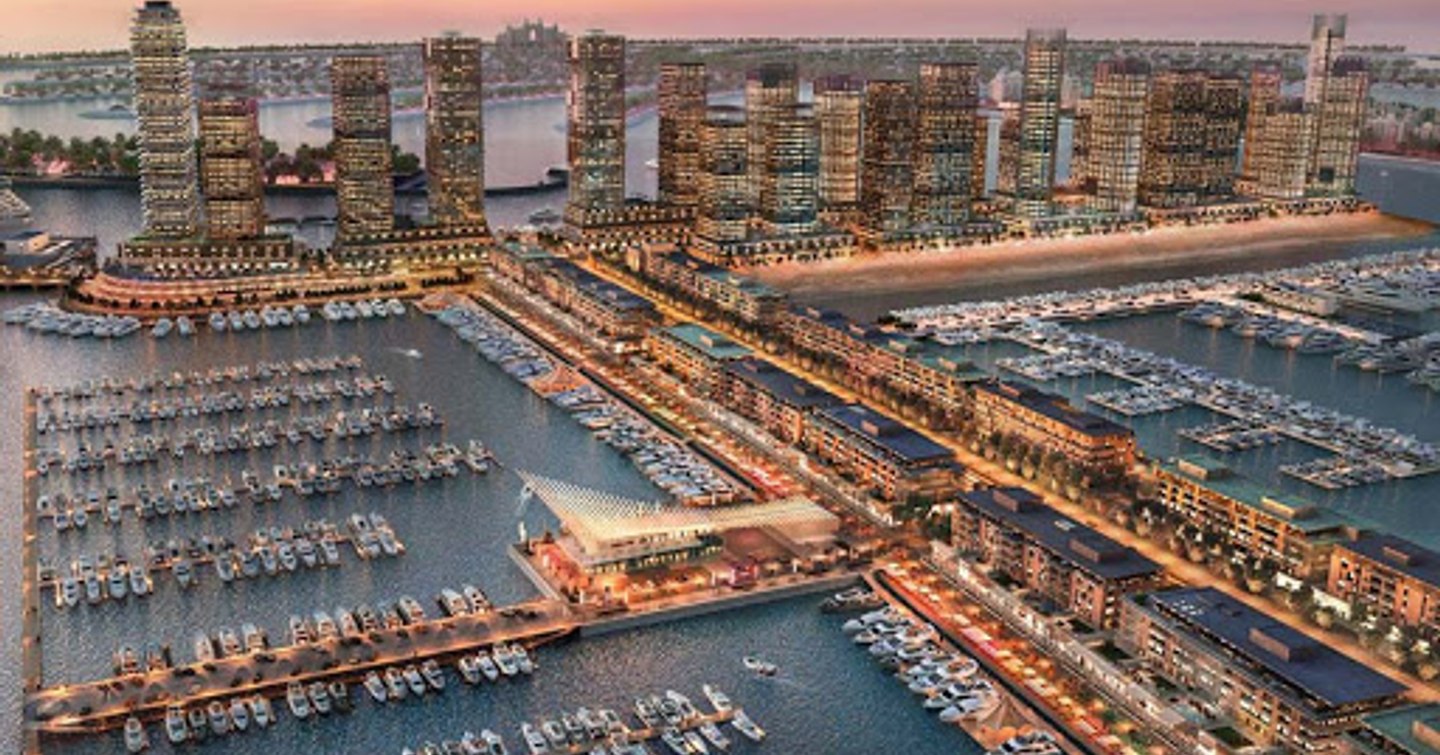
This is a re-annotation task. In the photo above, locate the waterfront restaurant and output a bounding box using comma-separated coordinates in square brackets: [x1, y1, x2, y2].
[519, 472, 840, 597]
[645, 323, 752, 396]
[970, 380, 1137, 472]
[952, 487, 1162, 629]
[1117, 587, 1408, 753]
[803, 403, 962, 503]
[1327, 531, 1440, 636]
[1151, 455, 1353, 579]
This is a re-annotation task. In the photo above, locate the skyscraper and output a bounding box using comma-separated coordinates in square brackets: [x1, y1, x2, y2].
[331, 56, 395, 238]
[130, 0, 200, 239]
[913, 61, 978, 230]
[745, 63, 799, 205]
[861, 79, 916, 237]
[1240, 65, 1284, 188]
[1140, 71, 1241, 208]
[1014, 28, 1066, 219]
[1069, 98, 1093, 191]
[566, 32, 627, 219]
[1304, 13, 1346, 107]
[1087, 58, 1150, 214]
[760, 103, 820, 236]
[1242, 99, 1312, 200]
[1309, 56, 1368, 195]
[696, 106, 750, 248]
[198, 94, 265, 240]
[657, 62, 707, 208]
[971, 113, 992, 201]
[423, 34, 486, 228]
[813, 75, 864, 212]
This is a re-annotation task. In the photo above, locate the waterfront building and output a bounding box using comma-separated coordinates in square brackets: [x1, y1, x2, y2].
[1309, 56, 1369, 196]
[494, 245, 656, 350]
[696, 106, 751, 251]
[814, 75, 865, 215]
[1087, 58, 1150, 214]
[1240, 66, 1284, 185]
[970, 113, 991, 202]
[1305, 13, 1347, 108]
[1151, 456, 1351, 579]
[912, 61, 979, 230]
[1139, 70, 1243, 209]
[952, 487, 1162, 628]
[130, 0, 201, 239]
[745, 63, 800, 206]
[566, 32, 628, 222]
[760, 103, 821, 236]
[1241, 99, 1313, 200]
[802, 403, 961, 503]
[331, 55, 395, 239]
[1068, 98, 1092, 191]
[994, 106, 1021, 200]
[423, 34, 487, 229]
[646, 323, 752, 396]
[657, 61, 707, 208]
[721, 356, 843, 444]
[1327, 531, 1440, 636]
[1013, 28, 1066, 219]
[1347, 704, 1440, 755]
[197, 94, 265, 240]
[872, 334, 987, 418]
[1117, 587, 1407, 752]
[970, 380, 1136, 473]
[860, 79, 917, 238]
[628, 244, 789, 325]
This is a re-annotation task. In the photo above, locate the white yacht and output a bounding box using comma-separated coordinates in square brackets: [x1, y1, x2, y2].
[151, 318, 173, 339]
[209, 312, 227, 332]
[164, 705, 189, 745]
[286, 681, 311, 719]
[249, 695, 273, 728]
[229, 698, 250, 731]
[363, 671, 388, 703]
[176, 316, 195, 336]
[702, 684, 732, 713]
[731, 710, 765, 742]
[124, 716, 149, 752]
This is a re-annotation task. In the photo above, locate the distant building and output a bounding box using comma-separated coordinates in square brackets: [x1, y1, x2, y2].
[696, 106, 751, 250]
[331, 56, 395, 238]
[1087, 58, 1150, 214]
[197, 95, 265, 240]
[657, 62, 707, 208]
[566, 32, 627, 220]
[912, 61, 978, 230]
[1309, 56, 1369, 196]
[970, 113, 991, 201]
[953, 487, 1162, 628]
[861, 79, 917, 238]
[628, 244, 788, 326]
[970, 380, 1136, 472]
[130, 0, 201, 239]
[423, 35, 487, 228]
[745, 63, 799, 206]
[1013, 28, 1066, 219]
[759, 103, 820, 236]
[1305, 13, 1347, 108]
[1328, 531, 1440, 636]
[995, 105, 1021, 199]
[1117, 587, 1406, 752]
[1068, 98, 1092, 191]
[1243, 98, 1312, 200]
[813, 75, 864, 213]
[1140, 70, 1243, 208]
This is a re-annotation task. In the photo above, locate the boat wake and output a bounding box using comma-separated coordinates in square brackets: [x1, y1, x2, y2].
[389, 348, 423, 360]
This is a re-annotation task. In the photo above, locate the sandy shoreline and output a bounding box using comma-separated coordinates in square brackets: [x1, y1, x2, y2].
[746, 212, 1435, 303]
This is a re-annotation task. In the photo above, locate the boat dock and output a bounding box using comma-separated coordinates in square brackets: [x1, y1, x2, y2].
[22, 392, 44, 755]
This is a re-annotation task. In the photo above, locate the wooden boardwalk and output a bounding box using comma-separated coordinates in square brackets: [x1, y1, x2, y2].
[22, 392, 44, 755]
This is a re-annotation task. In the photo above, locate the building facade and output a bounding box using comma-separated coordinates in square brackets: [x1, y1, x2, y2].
[696, 106, 751, 249]
[760, 103, 820, 237]
[1328, 532, 1440, 636]
[1243, 99, 1313, 200]
[721, 356, 842, 445]
[1309, 57, 1369, 196]
[1140, 71, 1243, 209]
[646, 323, 752, 396]
[657, 62, 708, 208]
[130, 0, 201, 239]
[1013, 28, 1066, 219]
[331, 56, 395, 239]
[971, 380, 1136, 472]
[423, 35, 487, 228]
[814, 75, 864, 213]
[861, 79, 917, 238]
[197, 95, 265, 240]
[566, 32, 627, 219]
[912, 61, 978, 230]
[803, 403, 960, 503]
[1087, 58, 1150, 214]
[744, 63, 800, 206]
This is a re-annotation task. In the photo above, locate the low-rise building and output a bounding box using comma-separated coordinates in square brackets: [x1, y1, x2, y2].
[1328, 532, 1440, 636]
[720, 356, 841, 444]
[1117, 587, 1408, 752]
[953, 487, 1162, 628]
[495, 243, 656, 350]
[628, 244, 789, 325]
[1347, 704, 1440, 755]
[1152, 455, 1351, 579]
[803, 403, 960, 502]
[971, 380, 1136, 472]
[646, 323, 752, 395]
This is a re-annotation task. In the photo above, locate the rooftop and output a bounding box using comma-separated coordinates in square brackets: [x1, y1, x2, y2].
[975, 380, 1132, 439]
[724, 357, 842, 409]
[1357, 703, 1440, 755]
[543, 258, 655, 314]
[1340, 532, 1440, 590]
[961, 487, 1162, 581]
[1159, 455, 1351, 534]
[816, 404, 954, 465]
[655, 323, 752, 361]
[1146, 587, 1407, 710]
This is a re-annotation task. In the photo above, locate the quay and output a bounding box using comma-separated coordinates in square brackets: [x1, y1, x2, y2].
[22, 392, 43, 755]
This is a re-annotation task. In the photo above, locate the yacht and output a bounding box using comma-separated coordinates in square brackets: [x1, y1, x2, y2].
[439, 588, 469, 617]
[176, 316, 195, 337]
[660, 729, 690, 755]
[384, 667, 408, 699]
[217, 627, 242, 657]
[403, 664, 428, 696]
[421, 659, 446, 691]
[480, 729, 509, 755]
[286, 681, 312, 719]
[151, 319, 174, 339]
[293, 304, 311, 324]
[129, 568, 151, 597]
[702, 684, 733, 713]
[492, 645, 519, 676]
[541, 720, 566, 749]
[308, 682, 332, 715]
[462, 583, 490, 612]
[457, 655, 482, 685]
[209, 313, 227, 332]
[172, 558, 194, 589]
[241, 623, 266, 653]
[364, 671, 389, 703]
[107, 565, 129, 600]
[512, 644, 535, 674]
[164, 705, 189, 744]
[187, 707, 208, 742]
[229, 698, 250, 731]
[683, 730, 710, 754]
[387, 299, 406, 316]
[476, 651, 500, 682]
[206, 700, 230, 736]
[124, 716, 150, 752]
[741, 656, 777, 676]
[193, 632, 216, 663]
[249, 695, 273, 728]
[699, 722, 730, 751]
[520, 723, 549, 754]
[731, 710, 765, 742]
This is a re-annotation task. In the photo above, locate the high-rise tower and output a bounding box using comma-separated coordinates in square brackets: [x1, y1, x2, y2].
[198, 93, 265, 239]
[913, 61, 978, 229]
[566, 32, 627, 220]
[657, 62, 707, 208]
[331, 56, 395, 238]
[861, 79, 917, 237]
[130, 0, 200, 238]
[813, 75, 864, 212]
[1013, 28, 1066, 219]
[423, 34, 486, 228]
[1087, 58, 1151, 214]
[745, 63, 799, 206]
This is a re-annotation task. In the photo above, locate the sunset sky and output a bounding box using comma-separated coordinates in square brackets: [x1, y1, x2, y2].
[1, 0, 1437, 54]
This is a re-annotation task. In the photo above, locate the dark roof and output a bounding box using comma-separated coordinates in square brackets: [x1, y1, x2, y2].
[961, 487, 1161, 581]
[1340, 532, 1440, 590]
[542, 258, 654, 314]
[724, 357, 841, 409]
[656, 323, 751, 361]
[1147, 587, 1407, 710]
[975, 380, 1132, 439]
[815, 404, 954, 465]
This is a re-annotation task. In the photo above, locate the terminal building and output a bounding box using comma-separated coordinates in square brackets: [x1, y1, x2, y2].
[1117, 587, 1407, 752]
[952, 487, 1161, 628]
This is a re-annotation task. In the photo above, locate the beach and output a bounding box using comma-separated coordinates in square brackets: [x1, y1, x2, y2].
[746, 211, 1436, 319]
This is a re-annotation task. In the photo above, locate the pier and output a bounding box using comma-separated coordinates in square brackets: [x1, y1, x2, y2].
[22, 392, 43, 755]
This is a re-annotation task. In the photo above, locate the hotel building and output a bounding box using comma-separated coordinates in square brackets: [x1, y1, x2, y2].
[970, 380, 1136, 472]
[721, 356, 843, 444]
[912, 61, 978, 230]
[628, 244, 789, 326]
[1151, 455, 1351, 579]
[658, 62, 708, 208]
[1309, 56, 1369, 196]
[1117, 587, 1407, 752]
[197, 94, 265, 240]
[814, 75, 864, 215]
[861, 79, 917, 238]
[1242, 99, 1313, 200]
[331, 56, 395, 239]
[1328, 532, 1440, 636]
[953, 487, 1162, 628]
[566, 32, 628, 221]
[745, 63, 800, 206]
[423, 35, 487, 228]
[130, 0, 201, 239]
[1013, 28, 1066, 219]
[1087, 58, 1150, 214]
[1139, 70, 1243, 208]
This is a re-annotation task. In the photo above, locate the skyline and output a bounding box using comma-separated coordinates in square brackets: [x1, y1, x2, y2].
[1, 0, 1438, 55]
